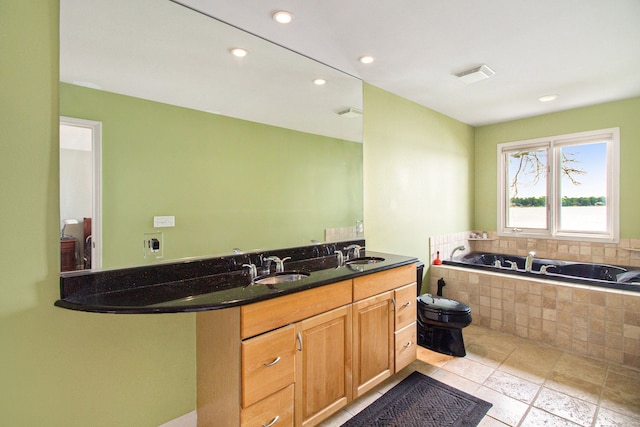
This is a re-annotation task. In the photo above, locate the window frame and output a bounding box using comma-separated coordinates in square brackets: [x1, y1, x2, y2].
[497, 127, 620, 243]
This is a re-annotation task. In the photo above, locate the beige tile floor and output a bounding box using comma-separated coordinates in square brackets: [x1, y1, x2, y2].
[320, 325, 640, 427]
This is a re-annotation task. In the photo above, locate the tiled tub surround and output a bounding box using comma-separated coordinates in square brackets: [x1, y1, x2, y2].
[429, 264, 640, 370]
[430, 231, 640, 268]
[55, 239, 416, 314]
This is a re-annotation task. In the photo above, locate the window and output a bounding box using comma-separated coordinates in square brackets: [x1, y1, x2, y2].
[497, 128, 619, 242]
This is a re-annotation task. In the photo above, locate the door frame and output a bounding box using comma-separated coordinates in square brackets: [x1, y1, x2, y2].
[60, 116, 102, 269]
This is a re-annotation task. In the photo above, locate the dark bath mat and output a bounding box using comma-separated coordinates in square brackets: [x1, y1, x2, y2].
[341, 371, 492, 427]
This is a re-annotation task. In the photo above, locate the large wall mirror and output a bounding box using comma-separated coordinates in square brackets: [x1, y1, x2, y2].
[59, 0, 363, 272]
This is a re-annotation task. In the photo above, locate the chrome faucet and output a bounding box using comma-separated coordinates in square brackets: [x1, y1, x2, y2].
[334, 250, 344, 266]
[344, 244, 363, 260]
[525, 251, 536, 273]
[264, 256, 290, 272]
[242, 263, 257, 281]
[505, 260, 518, 270]
[450, 245, 465, 260]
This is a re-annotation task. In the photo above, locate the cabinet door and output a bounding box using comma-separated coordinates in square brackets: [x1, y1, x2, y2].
[352, 291, 394, 398]
[294, 305, 352, 427]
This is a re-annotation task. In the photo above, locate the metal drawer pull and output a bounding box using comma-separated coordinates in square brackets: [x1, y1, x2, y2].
[392, 297, 396, 311]
[262, 415, 280, 427]
[263, 356, 281, 367]
[297, 332, 303, 351]
[404, 341, 413, 348]
[402, 301, 412, 307]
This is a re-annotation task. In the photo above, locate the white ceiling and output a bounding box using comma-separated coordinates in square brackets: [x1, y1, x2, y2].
[61, 0, 640, 134]
[60, 0, 363, 142]
[178, 0, 640, 126]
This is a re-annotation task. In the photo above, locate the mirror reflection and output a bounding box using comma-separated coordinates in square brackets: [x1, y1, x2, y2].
[59, 0, 364, 272]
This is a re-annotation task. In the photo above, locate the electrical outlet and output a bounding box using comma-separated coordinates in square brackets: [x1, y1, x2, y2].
[143, 232, 163, 259]
[153, 215, 175, 228]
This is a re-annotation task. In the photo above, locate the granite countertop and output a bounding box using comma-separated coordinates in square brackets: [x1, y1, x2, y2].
[55, 250, 419, 314]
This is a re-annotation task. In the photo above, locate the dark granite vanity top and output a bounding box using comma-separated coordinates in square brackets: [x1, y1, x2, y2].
[55, 240, 418, 314]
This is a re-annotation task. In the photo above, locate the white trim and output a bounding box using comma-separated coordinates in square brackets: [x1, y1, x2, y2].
[157, 410, 197, 427]
[60, 116, 103, 268]
[497, 127, 620, 243]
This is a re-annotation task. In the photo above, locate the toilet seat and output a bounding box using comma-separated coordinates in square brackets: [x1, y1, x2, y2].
[417, 294, 472, 328]
[418, 294, 470, 314]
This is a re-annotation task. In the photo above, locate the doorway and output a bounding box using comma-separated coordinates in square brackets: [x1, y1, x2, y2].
[59, 117, 102, 270]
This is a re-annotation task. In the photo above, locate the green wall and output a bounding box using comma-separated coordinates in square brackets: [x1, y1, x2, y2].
[60, 83, 363, 269]
[1, 4, 194, 426]
[474, 97, 640, 238]
[362, 84, 475, 273]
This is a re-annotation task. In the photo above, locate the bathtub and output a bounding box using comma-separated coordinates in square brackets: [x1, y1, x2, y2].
[444, 251, 640, 292]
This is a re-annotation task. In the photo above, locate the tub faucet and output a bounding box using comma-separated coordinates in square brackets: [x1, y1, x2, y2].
[344, 244, 363, 260]
[525, 251, 536, 273]
[264, 256, 290, 272]
[450, 245, 465, 260]
[505, 260, 518, 270]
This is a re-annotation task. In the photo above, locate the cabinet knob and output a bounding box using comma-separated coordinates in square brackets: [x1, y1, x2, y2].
[262, 415, 280, 427]
[263, 356, 281, 367]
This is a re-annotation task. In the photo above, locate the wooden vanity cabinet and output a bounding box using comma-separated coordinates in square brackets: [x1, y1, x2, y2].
[196, 264, 417, 427]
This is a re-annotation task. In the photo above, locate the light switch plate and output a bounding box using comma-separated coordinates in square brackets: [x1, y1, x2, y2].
[154, 215, 175, 228]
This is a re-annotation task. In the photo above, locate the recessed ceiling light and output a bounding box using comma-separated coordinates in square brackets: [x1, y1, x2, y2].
[230, 48, 248, 57]
[538, 94, 559, 102]
[272, 11, 293, 24]
[359, 55, 375, 64]
[313, 78, 327, 86]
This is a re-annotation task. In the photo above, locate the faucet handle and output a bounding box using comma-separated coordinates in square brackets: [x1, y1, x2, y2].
[343, 244, 362, 260]
[242, 263, 257, 281]
[540, 265, 555, 274]
[278, 257, 291, 272]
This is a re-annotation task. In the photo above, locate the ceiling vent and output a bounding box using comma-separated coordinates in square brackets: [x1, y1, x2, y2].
[337, 107, 363, 118]
[454, 64, 495, 84]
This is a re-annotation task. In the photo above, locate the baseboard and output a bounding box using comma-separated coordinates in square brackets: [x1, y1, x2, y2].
[158, 410, 197, 427]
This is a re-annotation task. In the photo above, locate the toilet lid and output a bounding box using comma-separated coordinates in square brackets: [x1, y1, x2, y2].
[418, 294, 470, 314]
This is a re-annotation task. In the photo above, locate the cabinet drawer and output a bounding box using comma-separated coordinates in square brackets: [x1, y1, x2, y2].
[394, 322, 417, 373]
[242, 325, 295, 408]
[241, 384, 294, 427]
[241, 280, 352, 339]
[353, 264, 416, 301]
[394, 283, 417, 330]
